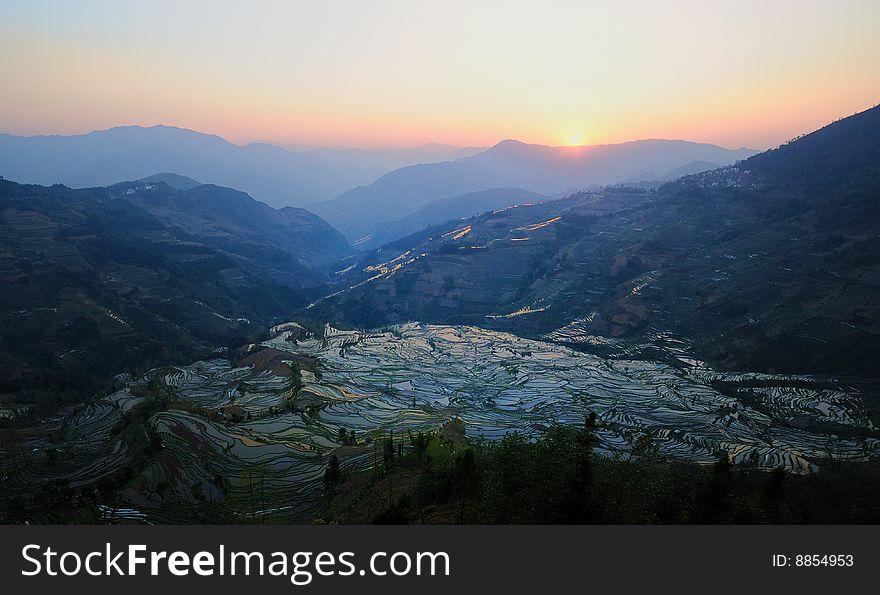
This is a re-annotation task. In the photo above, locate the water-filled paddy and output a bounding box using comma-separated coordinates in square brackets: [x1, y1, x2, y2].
[6, 322, 876, 523]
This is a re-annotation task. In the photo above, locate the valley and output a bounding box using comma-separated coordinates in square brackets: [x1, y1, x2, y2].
[1, 104, 879, 525]
[310, 105, 880, 378]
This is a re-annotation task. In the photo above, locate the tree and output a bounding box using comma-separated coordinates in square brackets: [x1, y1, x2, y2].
[410, 430, 431, 461]
[383, 430, 395, 467]
[452, 448, 479, 523]
[323, 454, 341, 490]
[586, 411, 597, 431]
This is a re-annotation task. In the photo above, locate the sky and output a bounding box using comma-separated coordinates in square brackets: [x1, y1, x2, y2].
[1, 0, 878, 149]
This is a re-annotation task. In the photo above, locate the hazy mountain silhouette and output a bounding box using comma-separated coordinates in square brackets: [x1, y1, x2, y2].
[310, 139, 757, 240]
[0, 126, 379, 207]
[274, 142, 486, 175]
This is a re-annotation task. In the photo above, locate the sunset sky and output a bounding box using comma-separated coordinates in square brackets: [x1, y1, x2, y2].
[1, 0, 878, 149]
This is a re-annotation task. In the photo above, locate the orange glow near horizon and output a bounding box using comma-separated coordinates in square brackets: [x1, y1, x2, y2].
[1, 1, 879, 151]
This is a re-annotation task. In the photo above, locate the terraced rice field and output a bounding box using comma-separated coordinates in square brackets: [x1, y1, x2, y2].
[4, 322, 877, 523]
[273, 323, 877, 474]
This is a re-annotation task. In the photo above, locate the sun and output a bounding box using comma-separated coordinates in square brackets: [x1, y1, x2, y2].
[566, 135, 582, 146]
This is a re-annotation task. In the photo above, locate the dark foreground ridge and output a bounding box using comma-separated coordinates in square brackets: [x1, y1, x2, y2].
[322, 421, 880, 525]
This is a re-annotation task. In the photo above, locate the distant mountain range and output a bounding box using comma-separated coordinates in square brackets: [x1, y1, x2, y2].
[308, 105, 880, 377]
[0, 127, 493, 210]
[309, 138, 757, 241]
[0, 126, 378, 207]
[0, 177, 350, 395]
[0, 126, 757, 248]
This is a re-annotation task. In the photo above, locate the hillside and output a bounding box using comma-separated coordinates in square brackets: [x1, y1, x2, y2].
[115, 181, 353, 286]
[353, 187, 548, 249]
[308, 106, 880, 376]
[0, 178, 348, 403]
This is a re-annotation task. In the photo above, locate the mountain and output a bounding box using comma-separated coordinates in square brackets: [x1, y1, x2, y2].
[276, 142, 486, 174]
[0, 126, 379, 207]
[310, 138, 757, 240]
[0, 178, 350, 399]
[307, 105, 880, 377]
[352, 188, 548, 249]
[113, 180, 353, 285]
